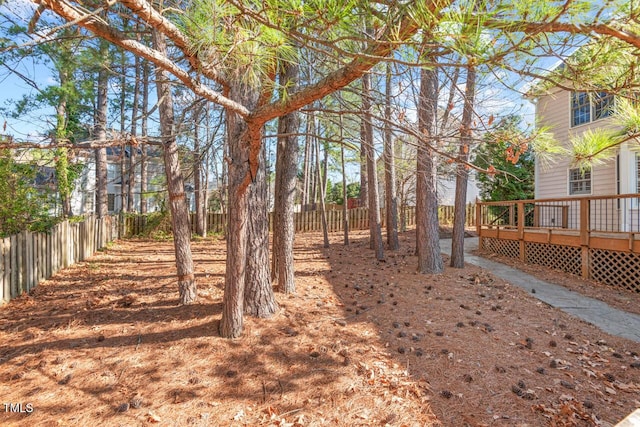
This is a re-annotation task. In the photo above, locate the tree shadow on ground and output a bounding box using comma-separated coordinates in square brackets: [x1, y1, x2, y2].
[7, 229, 630, 426]
[1, 234, 436, 426]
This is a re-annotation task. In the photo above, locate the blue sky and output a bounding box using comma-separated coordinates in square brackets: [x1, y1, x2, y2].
[0, 63, 55, 139]
[0, 0, 56, 140]
[0, 0, 545, 144]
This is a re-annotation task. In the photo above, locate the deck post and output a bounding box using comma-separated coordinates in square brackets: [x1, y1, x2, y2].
[518, 202, 525, 262]
[476, 200, 482, 250]
[580, 198, 590, 279]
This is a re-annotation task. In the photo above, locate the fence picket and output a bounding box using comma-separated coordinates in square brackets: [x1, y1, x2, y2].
[17, 233, 25, 296]
[26, 231, 32, 291]
[23, 232, 30, 292]
[3, 238, 9, 304]
[40, 232, 45, 281]
[0, 239, 5, 304]
[51, 225, 57, 276]
[57, 224, 62, 274]
[30, 232, 36, 291]
[10, 235, 17, 299]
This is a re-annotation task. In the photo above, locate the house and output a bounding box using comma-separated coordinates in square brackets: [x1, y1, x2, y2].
[72, 144, 208, 215]
[476, 59, 640, 292]
[529, 83, 640, 230]
[533, 88, 621, 199]
[476, 84, 640, 292]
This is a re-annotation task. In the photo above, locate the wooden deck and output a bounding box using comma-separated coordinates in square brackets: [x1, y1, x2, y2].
[477, 195, 640, 293]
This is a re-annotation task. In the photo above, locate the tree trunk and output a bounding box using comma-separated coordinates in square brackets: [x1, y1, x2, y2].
[140, 144, 147, 213]
[55, 64, 73, 218]
[140, 60, 149, 214]
[359, 115, 368, 208]
[219, 83, 260, 338]
[120, 51, 128, 214]
[203, 123, 210, 230]
[245, 144, 278, 316]
[272, 61, 300, 293]
[128, 144, 137, 212]
[128, 51, 140, 213]
[95, 40, 109, 218]
[384, 63, 399, 250]
[315, 120, 330, 248]
[340, 115, 349, 245]
[308, 115, 317, 209]
[56, 146, 73, 218]
[204, 144, 210, 220]
[219, 131, 228, 215]
[321, 140, 329, 200]
[416, 66, 444, 274]
[450, 65, 476, 268]
[194, 105, 206, 237]
[362, 73, 384, 260]
[301, 127, 312, 211]
[399, 185, 407, 233]
[153, 30, 196, 304]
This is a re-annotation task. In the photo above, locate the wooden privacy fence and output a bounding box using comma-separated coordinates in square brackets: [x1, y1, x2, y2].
[1, 215, 120, 306]
[477, 194, 640, 293]
[124, 204, 476, 237]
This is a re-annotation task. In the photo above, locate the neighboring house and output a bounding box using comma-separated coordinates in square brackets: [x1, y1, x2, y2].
[437, 173, 480, 206]
[380, 141, 480, 209]
[10, 139, 198, 216]
[70, 147, 169, 215]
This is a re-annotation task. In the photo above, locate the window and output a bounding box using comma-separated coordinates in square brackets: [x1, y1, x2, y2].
[107, 193, 116, 212]
[594, 92, 614, 120]
[571, 91, 614, 126]
[107, 163, 117, 182]
[569, 168, 591, 195]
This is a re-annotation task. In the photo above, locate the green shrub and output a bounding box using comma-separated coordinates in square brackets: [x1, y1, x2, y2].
[0, 149, 58, 237]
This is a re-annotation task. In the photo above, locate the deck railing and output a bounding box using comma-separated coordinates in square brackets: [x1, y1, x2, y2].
[478, 194, 640, 234]
[477, 194, 640, 293]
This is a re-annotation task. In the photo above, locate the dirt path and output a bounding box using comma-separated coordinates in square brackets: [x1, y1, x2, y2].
[1, 230, 639, 426]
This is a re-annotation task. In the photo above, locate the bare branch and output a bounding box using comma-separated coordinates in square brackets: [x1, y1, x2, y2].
[0, 135, 164, 150]
[485, 19, 640, 51]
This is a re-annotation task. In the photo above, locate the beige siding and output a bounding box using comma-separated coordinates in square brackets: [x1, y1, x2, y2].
[535, 89, 571, 199]
[535, 88, 617, 200]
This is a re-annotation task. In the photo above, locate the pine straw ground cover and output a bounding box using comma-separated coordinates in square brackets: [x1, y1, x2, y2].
[1, 229, 639, 427]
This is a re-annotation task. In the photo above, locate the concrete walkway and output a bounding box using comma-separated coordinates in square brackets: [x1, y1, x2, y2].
[440, 238, 640, 343]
